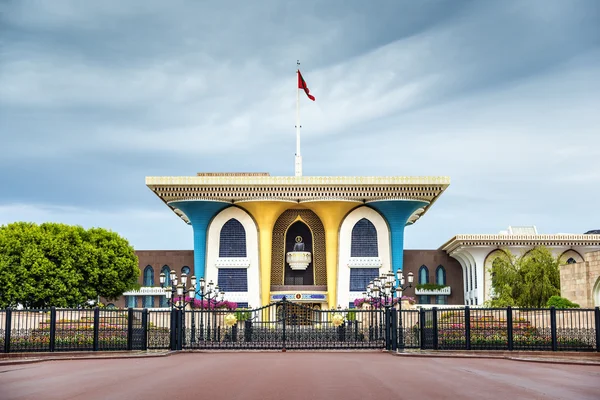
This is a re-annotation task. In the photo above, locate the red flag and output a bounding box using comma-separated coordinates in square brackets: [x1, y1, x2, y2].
[298, 70, 316, 101]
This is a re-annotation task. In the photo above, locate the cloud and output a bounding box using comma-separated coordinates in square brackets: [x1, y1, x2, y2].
[0, 0, 599, 249]
[0, 204, 192, 249]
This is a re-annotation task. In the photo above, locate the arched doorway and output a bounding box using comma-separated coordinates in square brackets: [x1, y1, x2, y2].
[284, 220, 314, 285]
[271, 209, 326, 287]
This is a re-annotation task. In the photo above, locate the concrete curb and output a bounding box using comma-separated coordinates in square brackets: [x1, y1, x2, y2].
[2, 349, 599, 367]
[0, 351, 176, 366]
[392, 351, 600, 366]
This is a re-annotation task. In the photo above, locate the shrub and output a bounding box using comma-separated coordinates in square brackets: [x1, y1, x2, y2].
[546, 296, 580, 309]
[415, 283, 446, 291]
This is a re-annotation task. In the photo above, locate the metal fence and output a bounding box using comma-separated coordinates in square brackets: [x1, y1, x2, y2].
[1, 305, 599, 353]
[1, 308, 146, 353]
[421, 306, 600, 352]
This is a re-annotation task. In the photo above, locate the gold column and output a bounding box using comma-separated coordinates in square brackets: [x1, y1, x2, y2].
[304, 202, 359, 309]
[238, 201, 291, 306]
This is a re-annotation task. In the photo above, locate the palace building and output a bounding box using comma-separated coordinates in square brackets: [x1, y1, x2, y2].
[106, 76, 600, 310]
[110, 174, 600, 310]
[130, 173, 452, 310]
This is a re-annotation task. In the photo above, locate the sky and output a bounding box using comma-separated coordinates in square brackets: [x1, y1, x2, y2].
[1, 0, 599, 250]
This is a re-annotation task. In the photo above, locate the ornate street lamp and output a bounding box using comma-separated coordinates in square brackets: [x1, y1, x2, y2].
[363, 269, 413, 350]
[159, 270, 224, 345]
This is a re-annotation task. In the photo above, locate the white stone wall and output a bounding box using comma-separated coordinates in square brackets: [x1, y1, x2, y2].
[452, 245, 600, 305]
[205, 206, 261, 308]
[336, 206, 391, 308]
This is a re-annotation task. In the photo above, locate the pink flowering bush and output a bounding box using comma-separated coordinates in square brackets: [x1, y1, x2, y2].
[173, 297, 238, 310]
[353, 296, 415, 309]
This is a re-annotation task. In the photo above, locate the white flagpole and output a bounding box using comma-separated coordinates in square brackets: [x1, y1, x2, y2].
[295, 61, 302, 177]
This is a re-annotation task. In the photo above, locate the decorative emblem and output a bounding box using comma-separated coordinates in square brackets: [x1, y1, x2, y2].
[331, 313, 344, 327]
[295, 236, 303, 243]
[295, 293, 302, 300]
[224, 313, 238, 327]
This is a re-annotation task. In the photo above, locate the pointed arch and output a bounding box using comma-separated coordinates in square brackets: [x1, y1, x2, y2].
[219, 218, 246, 257]
[419, 265, 429, 284]
[559, 249, 584, 265]
[160, 265, 170, 308]
[418, 265, 430, 304]
[351, 218, 378, 257]
[205, 206, 260, 309]
[161, 265, 171, 286]
[436, 265, 446, 286]
[337, 206, 390, 308]
[271, 209, 326, 286]
[143, 265, 154, 287]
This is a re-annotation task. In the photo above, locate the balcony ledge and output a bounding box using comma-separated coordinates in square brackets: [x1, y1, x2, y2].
[415, 286, 451, 296]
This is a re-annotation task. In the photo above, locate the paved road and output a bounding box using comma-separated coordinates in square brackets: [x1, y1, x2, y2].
[1, 352, 599, 400]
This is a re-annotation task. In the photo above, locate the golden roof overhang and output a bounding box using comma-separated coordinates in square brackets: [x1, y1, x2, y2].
[146, 175, 450, 225]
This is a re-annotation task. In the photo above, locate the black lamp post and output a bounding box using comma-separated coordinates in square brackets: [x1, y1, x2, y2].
[159, 271, 224, 344]
[190, 276, 224, 342]
[363, 269, 413, 350]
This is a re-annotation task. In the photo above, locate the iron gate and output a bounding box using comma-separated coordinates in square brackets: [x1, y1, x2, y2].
[173, 299, 395, 350]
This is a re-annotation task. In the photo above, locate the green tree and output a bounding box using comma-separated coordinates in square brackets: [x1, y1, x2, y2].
[488, 246, 560, 308]
[0, 222, 139, 308]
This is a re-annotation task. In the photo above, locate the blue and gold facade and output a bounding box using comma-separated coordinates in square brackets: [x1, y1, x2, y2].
[146, 174, 450, 308]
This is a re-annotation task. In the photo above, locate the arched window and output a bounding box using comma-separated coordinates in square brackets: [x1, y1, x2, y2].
[418, 265, 429, 305]
[219, 219, 247, 257]
[127, 296, 137, 308]
[143, 266, 154, 287]
[181, 266, 191, 275]
[350, 218, 378, 257]
[161, 265, 171, 286]
[160, 295, 169, 308]
[436, 266, 446, 285]
[144, 296, 155, 308]
[418, 265, 429, 284]
[436, 266, 447, 305]
[106, 303, 116, 309]
[567, 257, 576, 264]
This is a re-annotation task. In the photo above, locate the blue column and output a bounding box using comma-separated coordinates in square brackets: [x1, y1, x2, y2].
[368, 200, 428, 276]
[169, 201, 230, 282]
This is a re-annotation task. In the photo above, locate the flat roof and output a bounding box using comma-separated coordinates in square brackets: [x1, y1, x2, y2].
[146, 175, 450, 225]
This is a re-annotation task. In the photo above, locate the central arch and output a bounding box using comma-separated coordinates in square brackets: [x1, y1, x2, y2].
[271, 209, 326, 287]
[285, 220, 314, 285]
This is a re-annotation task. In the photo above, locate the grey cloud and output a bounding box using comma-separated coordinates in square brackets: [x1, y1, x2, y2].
[1, 0, 599, 249]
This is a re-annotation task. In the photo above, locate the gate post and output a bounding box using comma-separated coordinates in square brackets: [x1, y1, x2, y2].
[93, 307, 100, 351]
[595, 307, 600, 352]
[419, 308, 425, 350]
[281, 300, 287, 351]
[244, 319, 253, 342]
[141, 309, 148, 351]
[4, 308, 12, 353]
[465, 306, 471, 351]
[169, 308, 177, 351]
[550, 307, 557, 351]
[127, 308, 134, 351]
[384, 307, 391, 350]
[178, 309, 184, 350]
[391, 308, 398, 351]
[432, 307, 438, 350]
[49, 307, 56, 353]
[506, 306, 513, 351]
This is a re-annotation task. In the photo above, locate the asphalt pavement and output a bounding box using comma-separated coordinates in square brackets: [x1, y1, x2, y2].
[1, 352, 599, 400]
